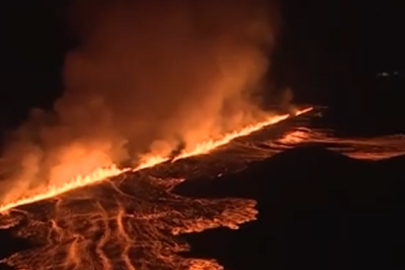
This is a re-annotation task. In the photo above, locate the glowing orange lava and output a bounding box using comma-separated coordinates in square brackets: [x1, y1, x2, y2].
[0, 107, 312, 213]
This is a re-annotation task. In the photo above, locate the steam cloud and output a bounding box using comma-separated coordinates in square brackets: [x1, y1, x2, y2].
[0, 0, 280, 205]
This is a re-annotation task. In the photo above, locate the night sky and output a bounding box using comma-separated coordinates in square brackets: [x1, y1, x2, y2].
[1, 0, 405, 134]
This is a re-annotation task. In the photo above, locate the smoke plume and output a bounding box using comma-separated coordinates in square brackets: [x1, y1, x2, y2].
[0, 0, 279, 205]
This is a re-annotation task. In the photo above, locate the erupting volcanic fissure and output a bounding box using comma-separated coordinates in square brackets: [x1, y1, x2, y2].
[3, 0, 404, 269]
[0, 0, 283, 213]
[2, 106, 404, 270]
[0, 107, 312, 214]
[0, 108, 314, 270]
[0, 0, 317, 269]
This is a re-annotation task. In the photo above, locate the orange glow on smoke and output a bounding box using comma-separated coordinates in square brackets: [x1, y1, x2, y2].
[0, 107, 312, 213]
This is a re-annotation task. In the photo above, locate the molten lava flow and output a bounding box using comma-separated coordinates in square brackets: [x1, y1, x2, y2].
[0, 107, 312, 213]
[1, 175, 257, 270]
[4, 105, 405, 270]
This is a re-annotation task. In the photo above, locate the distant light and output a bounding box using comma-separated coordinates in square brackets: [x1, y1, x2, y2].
[377, 72, 389, 77]
[377, 71, 403, 76]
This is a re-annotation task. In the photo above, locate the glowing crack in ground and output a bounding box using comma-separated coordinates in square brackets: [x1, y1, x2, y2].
[0, 108, 312, 214]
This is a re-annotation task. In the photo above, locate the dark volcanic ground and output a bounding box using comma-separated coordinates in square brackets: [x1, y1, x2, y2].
[1, 110, 405, 270]
[176, 146, 405, 270]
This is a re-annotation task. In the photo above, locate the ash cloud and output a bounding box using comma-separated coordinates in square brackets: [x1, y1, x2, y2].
[0, 0, 280, 205]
